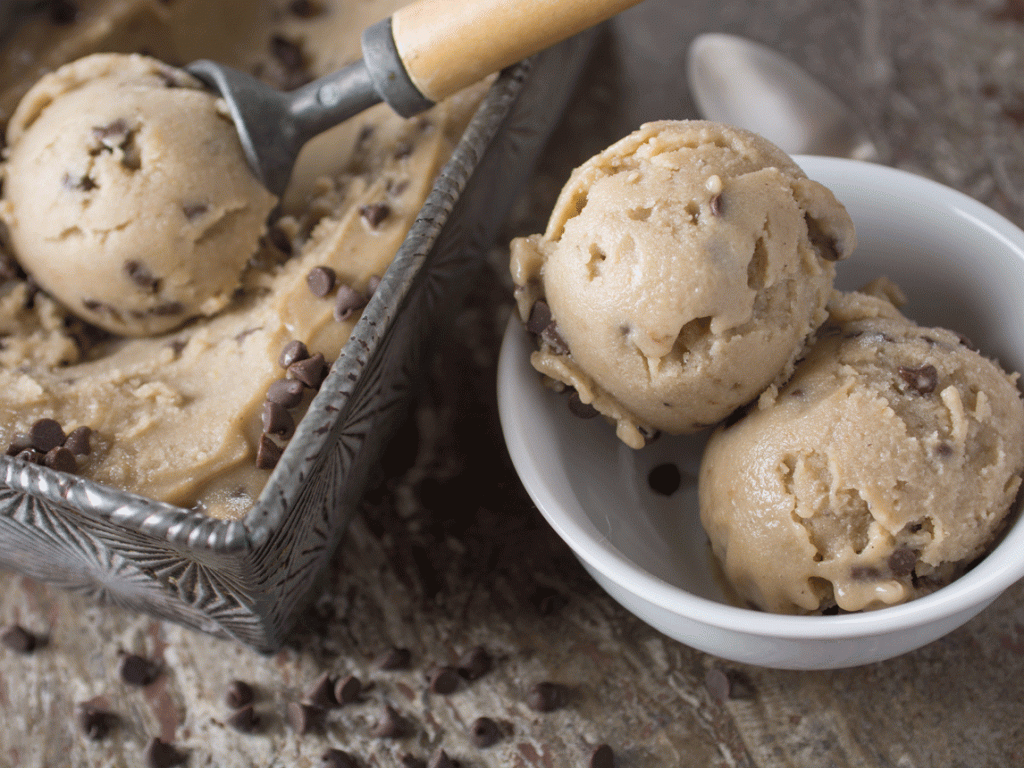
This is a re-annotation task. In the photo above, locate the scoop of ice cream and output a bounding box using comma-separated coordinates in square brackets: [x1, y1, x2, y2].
[699, 286, 1024, 614]
[0, 52, 277, 337]
[510, 120, 856, 448]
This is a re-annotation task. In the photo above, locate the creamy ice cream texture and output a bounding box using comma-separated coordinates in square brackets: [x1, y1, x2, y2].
[511, 120, 856, 448]
[1, 52, 278, 336]
[700, 286, 1024, 614]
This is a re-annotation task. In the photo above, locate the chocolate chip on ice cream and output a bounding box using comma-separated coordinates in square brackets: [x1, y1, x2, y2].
[224, 679, 256, 709]
[526, 681, 567, 712]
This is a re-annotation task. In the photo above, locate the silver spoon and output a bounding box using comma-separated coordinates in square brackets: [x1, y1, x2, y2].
[686, 33, 880, 162]
[188, 0, 645, 196]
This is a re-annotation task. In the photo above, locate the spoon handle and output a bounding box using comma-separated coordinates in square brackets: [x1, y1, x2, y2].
[390, 0, 643, 103]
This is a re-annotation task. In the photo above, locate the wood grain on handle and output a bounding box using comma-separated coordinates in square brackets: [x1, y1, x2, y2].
[391, 0, 643, 103]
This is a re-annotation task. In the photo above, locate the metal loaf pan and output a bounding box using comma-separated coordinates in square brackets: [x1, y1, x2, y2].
[0, 30, 597, 652]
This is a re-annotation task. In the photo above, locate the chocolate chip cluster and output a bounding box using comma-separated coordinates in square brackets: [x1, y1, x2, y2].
[305, 264, 382, 322]
[257, 340, 331, 470]
[4, 418, 91, 474]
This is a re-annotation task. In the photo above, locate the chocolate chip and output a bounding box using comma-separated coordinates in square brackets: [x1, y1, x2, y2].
[62, 172, 97, 191]
[289, 351, 328, 388]
[124, 260, 159, 292]
[367, 274, 381, 296]
[29, 418, 65, 453]
[287, 701, 323, 734]
[360, 202, 391, 227]
[526, 301, 553, 336]
[75, 701, 114, 740]
[256, 434, 283, 470]
[375, 647, 411, 670]
[710, 193, 724, 217]
[334, 285, 368, 322]
[428, 749, 455, 768]
[118, 652, 160, 686]
[6, 433, 32, 456]
[567, 391, 599, 419]
[226, 704, 261, 733]
[428, 666, 460, 695]
[44, 446, 77, 473]
[647, 463, 682, 496]
[369, 704, 407, 738]
[589, 744, 615, 768]
[50, 0, 78, 25]
[456, 645, 492, 681]
[270, 35, 305, 72]
[91, 119, 131, 151]
[304, 672, 337, 708]
[142, 737, 187, 768]
[335, 674, 362, 705]
[279, 339, 309, 369]
[307, 266, 336, 297]
[898, 364, 938, 395]
[289, 0, 326, 17]
[320, 749, 359, 768]
[225, 679, 255, 709]
[888, 547, 918, 577]
[64, 426, 92, 456]
[935, 442, 953, 458]
[182, 203, 209, 221]
[262, 401, 296, 439]
[526, 681, 566, 712]
[267, 378, 305, 409]
[469, 716, 501, 748]
[1, 625, 38, 653]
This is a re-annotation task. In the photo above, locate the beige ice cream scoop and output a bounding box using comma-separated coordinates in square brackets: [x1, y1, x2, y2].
[0, 53, 278, 337]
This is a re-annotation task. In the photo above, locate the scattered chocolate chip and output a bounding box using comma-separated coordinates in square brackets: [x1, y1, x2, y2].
[469, 716, 501, 748]
[710, 193, 724, 217]
[526, 301, 553, 336]
[64, 426, 92, 456]
[63, 172, 97, 191]
[0, 625, 38, 653]
[360, 202, 391, 228]
[704, 666, 755, 701]
[226, 704, 261, 733]
[279, 339, 309, 369]
[647, 463, 682, 496]
[428, 666, 460, 695]
[589, 744, 615, 768]
[456, 645, 492, 681]
[334, 285, 368, 322]
[375, 647, 411, 670]
[898, 364, 938, 395]
[320, 749, 359, 768]
[124, 260, 159, 292]
[75, 701, 115, 740]
[428, 749, 455, 768]
[256, 434, 283, 470]
[367, 274, 382, 296]
[369, 704, 407, 738]
[266, 378, 305, 409]
[304, 672, 338, 709]
[935, 442, 953, 458]
[888, 547, 918, 577]
[142, 737, 187, 768]
[262, 401, 296, 439]
[29, 418, 65, 453]
[289, 352, 328, 388]
[335, 673, 362, 705]
[6, 433, 33, 456]
[225, 679, 256, 709]
[91, 119, 132, 151]
[44, 446, 77, 473]
[118, 652, 160, 686]
[526, 681, 566, 712]
[182, 203, 209, 221]
[567, 391, 599, 419]
[287, 701, 323, 735]
[49, 0, 78, 26]
[307, 265, 337, 297]
[289, 0, 326, 17]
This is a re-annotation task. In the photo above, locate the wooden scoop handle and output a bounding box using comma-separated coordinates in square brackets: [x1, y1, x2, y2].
[391, 0, 644, 103]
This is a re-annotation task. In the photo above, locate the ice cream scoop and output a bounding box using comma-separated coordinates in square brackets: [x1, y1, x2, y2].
[189, 0, 646, 195]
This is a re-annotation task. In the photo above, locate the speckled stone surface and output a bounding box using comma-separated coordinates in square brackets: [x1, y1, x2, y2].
[2, 1, 1024, 766]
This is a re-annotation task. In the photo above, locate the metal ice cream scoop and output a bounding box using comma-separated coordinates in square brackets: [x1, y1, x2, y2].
[686, 33, 880, 162]
[188, 0, 644, 196]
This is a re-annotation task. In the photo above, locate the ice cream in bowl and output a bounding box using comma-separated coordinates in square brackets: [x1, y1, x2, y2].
[497, 120, 1024, 669]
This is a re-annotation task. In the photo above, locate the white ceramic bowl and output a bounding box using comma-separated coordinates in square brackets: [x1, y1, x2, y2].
[497, 156, 1024, 669]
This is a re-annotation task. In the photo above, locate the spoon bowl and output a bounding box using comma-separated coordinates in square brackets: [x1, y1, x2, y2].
[687, 33, 880, 161]
[498, 156, 1024, 668]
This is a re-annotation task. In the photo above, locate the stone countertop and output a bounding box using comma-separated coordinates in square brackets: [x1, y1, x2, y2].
[2, 1, 1024, 766]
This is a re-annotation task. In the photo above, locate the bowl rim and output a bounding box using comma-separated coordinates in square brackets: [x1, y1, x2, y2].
[498, 155, 1024, 641]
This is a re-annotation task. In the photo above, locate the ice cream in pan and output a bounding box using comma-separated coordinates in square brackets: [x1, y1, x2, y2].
[512, 119, 1024, 613]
